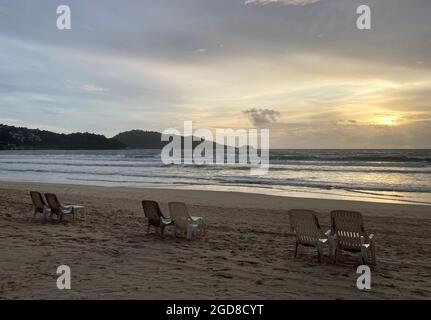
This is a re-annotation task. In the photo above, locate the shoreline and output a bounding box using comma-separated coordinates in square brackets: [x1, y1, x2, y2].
[1, 180, 431, 214]
[2, 177, 431, 207]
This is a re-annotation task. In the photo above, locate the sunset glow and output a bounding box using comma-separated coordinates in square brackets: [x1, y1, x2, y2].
[374, 115, 401, 127]
[0, 0, 430, 148]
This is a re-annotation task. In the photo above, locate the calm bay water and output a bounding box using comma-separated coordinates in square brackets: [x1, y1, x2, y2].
[1, 149, 430, 205]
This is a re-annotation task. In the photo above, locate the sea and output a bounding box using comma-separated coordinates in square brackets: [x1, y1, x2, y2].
[0, 149, 430, 205]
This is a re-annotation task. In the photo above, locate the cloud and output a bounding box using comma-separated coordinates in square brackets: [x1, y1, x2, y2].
[1, 0, 430, 147]
[81, 84, 109, 93]
[243, 108, 280, 126]
[244, 0, 320, 6]
[268, 119, 431, 149]
[0, 6, 11, 15]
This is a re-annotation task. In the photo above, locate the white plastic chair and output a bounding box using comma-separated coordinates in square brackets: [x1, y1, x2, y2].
[330, 210, 376, 265]
[168, 202, 206, 240]
[288, 209, 333, 263]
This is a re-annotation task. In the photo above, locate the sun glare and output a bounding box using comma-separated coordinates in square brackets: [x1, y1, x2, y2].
[375, 115, 400, 126]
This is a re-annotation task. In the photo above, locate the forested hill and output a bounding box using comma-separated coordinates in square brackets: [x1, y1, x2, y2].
[113, 129, 227, 150]
[113, 130, 165, 149]
[0, 125, 234, 150]
[0, 124, 125, 150]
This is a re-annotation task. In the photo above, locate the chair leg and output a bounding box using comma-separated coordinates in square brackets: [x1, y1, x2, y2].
[186, 225, 192, 240]
[370, 239, 377, 266]
[200, 221, 207, 236]
[147, 223, 151, 234]
[327, 236, 335, 264]
[42, 208, 48, 222]
[160, 225, 165, 239]
[294, 241, 299, 258]
[360, 236, 367, 265]
[316, 242, 323, 263]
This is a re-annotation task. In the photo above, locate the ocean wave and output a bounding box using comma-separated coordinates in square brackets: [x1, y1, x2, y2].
[0, 160, 164, 168]
[2, 149, 431, 197]
[211, 177, 431, 193]
[2, 158, 430, 169]
[0, 167, 220, 182]
[269, 155, 431, 163]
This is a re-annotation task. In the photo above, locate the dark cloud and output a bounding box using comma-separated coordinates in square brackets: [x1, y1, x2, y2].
[243, 108, 280, 126]
[1, 0, 430, 69]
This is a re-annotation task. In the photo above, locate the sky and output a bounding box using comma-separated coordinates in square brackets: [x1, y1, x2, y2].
[0, 0, 430, 148]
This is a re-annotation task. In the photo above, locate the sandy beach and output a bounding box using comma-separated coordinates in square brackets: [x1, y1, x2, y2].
[0, 181, 430, 299]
